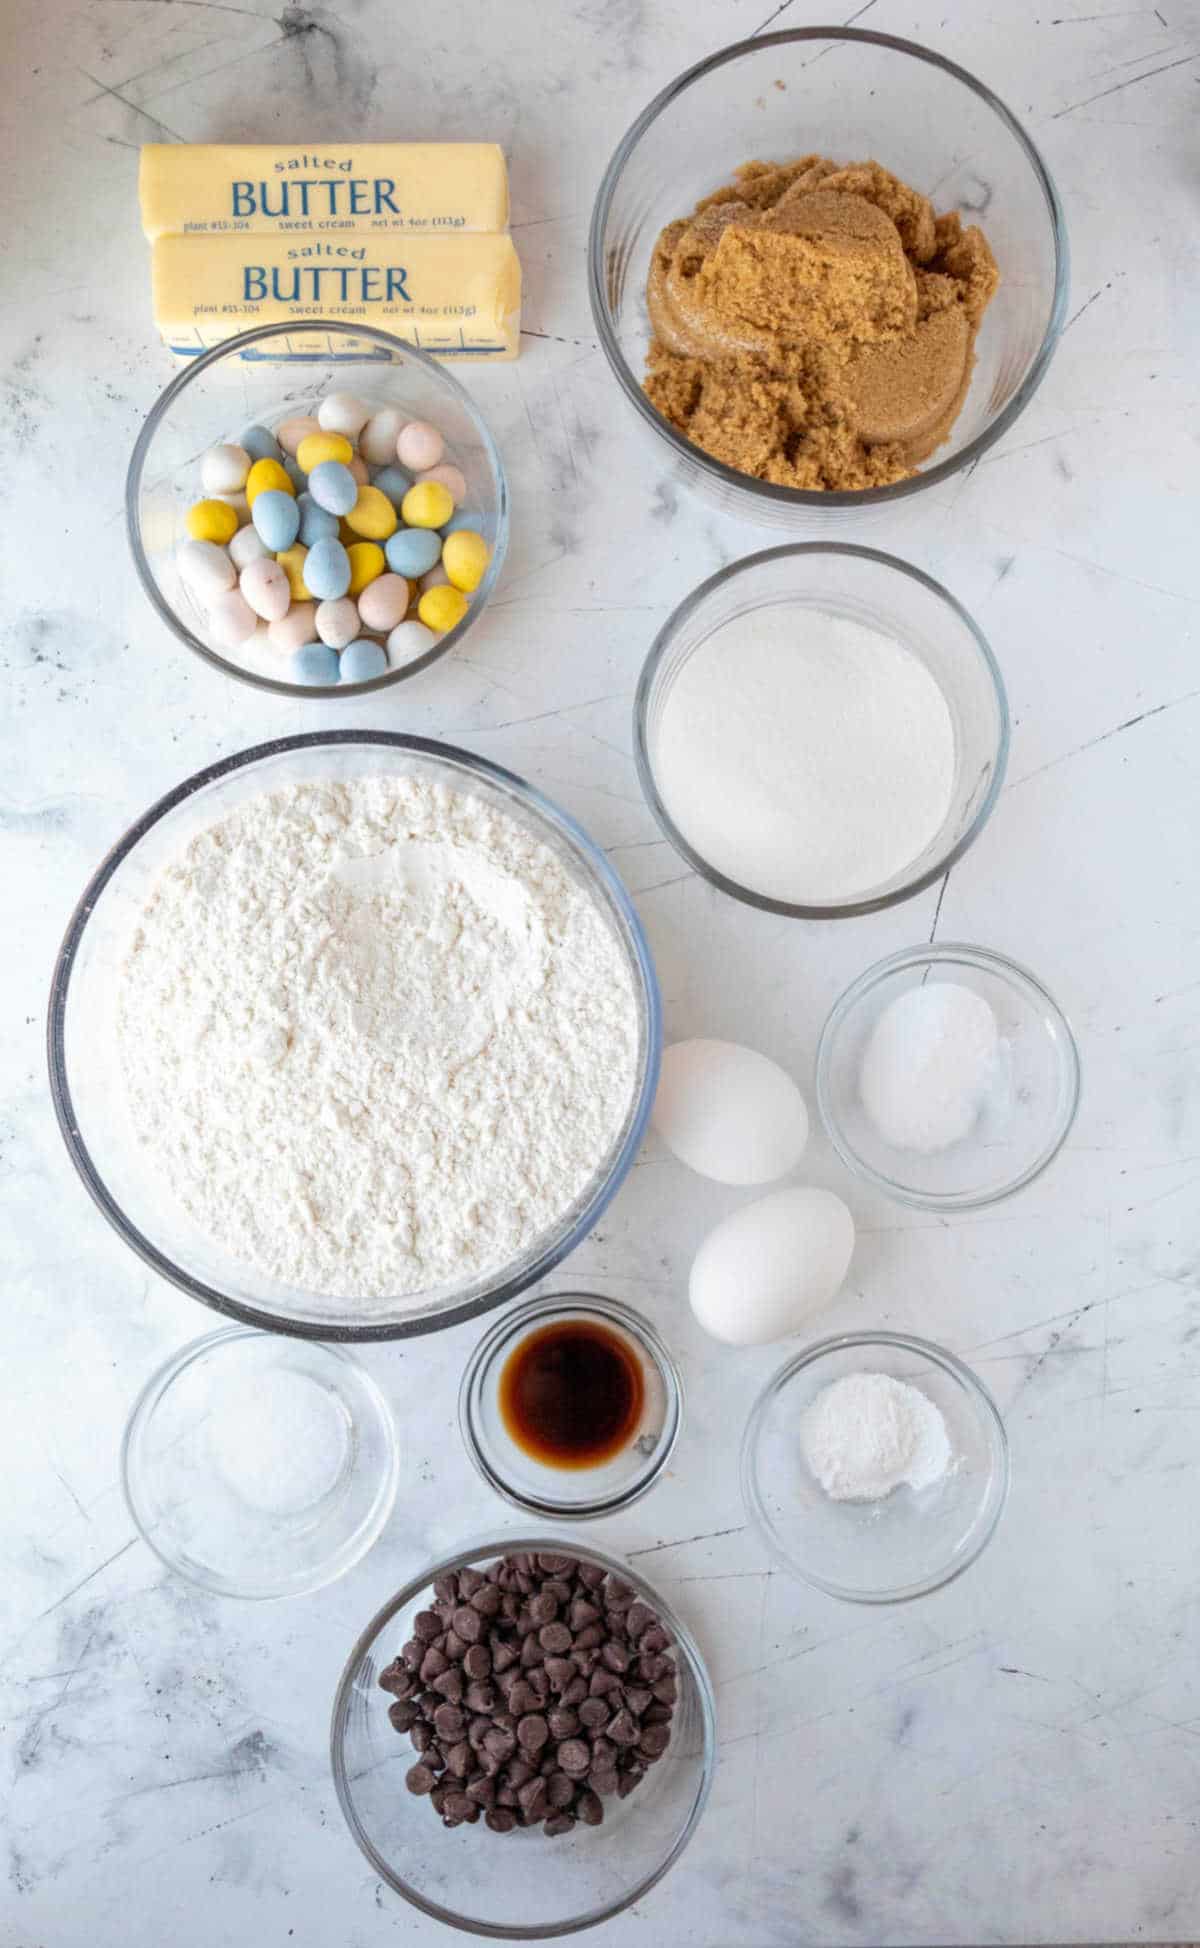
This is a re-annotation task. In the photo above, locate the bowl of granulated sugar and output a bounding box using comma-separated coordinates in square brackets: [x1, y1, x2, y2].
[741, 1330, 1009, 1603]
[634, 543, 1008, 920]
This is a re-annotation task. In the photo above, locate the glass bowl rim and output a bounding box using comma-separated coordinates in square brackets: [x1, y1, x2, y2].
[125, 320, 510, 699]
[632, 542, 1011, 919]
[814, 940, 1082, 1207]
[330, 1532, 718, 1938]
[46, 730, 662, 1343]
[740, 1327, 1011, 1604]
[587, 23, 1071, 512]
[119, 1323, 401, 1600]
[458, 1291, 685, 1520]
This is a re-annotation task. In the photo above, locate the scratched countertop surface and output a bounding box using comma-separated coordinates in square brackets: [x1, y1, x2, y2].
[3, 0, 1198, 1943]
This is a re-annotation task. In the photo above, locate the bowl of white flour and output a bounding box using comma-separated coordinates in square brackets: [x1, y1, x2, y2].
[48, 733, 660, 1338]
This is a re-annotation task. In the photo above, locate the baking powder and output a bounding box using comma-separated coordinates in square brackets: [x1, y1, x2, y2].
[801, 1370, 952, 1501]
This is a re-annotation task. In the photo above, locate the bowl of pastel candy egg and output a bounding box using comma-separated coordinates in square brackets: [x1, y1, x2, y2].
[126, 325, 508, 695]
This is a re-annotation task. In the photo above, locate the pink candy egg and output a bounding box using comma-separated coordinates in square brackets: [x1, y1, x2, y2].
[268, 602, 317, 654]
[360, 406, 405, 467]
[277, 415, 321, 456]
[208, 588, 257, 647]
[416, 462, 466, 507]
[397, 419, 444, 472]
[420, 561, 451, 593]
[239, 557, 291, 622]
[229, 525, 270, 571]
[348, 454, 369, 486]
[315, 597, 360, 649]
[357, 572, 410, 633]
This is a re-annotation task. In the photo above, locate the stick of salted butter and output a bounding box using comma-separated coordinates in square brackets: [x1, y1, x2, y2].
[139, 142, 509, 240]
[152, 231, 521, 361]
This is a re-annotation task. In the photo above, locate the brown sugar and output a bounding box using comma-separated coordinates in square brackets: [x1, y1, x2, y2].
[643, 156, 999, 492]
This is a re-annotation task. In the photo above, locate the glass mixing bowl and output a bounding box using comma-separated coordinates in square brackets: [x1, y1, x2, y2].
[816, 943, 1081, 1209]
[331, 1536, 716, 1936]
[47, 733, 661, 1341]
[634, 544, 1008, 918]
[126, 322, 508, 696]
[589, 28, 1069, 528]
[741, 1332, 1010, 1603]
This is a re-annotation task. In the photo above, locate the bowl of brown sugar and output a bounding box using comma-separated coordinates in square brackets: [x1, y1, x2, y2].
[588, 28, 1069, 527]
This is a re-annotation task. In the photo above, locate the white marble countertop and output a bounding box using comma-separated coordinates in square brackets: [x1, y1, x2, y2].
[4, 0, 1199, 1941]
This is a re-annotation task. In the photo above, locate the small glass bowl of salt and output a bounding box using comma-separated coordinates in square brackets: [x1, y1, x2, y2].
[816, 943, 1081, 1211]
[121, 1327, 398, 1599]
[741, 1331, 1009, 1604]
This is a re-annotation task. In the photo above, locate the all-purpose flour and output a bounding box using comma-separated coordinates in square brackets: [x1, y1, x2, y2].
[652, 607, 957, 904]
[118, 776, 640, 1302]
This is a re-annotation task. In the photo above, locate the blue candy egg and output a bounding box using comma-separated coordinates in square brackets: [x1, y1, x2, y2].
[385, 527, 442, 578]
[297, 492, 339, 546]
[282, 454, 306, 494]
[304, 536, 352, 601]
[251, 488, 301, 552]
[340, 639, 388, 684]
[371, 463, 415, 508]
[441, 509, 481, 537]
[291, 642, 341, 686]
[308, 460, 358, 515]
[240, 423, 282, 464]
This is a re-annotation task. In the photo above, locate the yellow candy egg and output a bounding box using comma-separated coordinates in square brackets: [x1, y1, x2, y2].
[276, 544, 311, 600]
[401, 480, 454, 530]
[295, 430, 354, 474]
[346, 541, 385, 596]
[186, 498, 239, 545]
[441, 530, 490, 593]
[418, 584, 469, 633]
[343, 484, 398, 541]
[246, 457, 296, 505]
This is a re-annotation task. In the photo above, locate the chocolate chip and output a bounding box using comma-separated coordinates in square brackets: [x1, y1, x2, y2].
[590, 1737, 615, 1772]
[388, 1700, 419, 1733]
[545, 1771, 575, 1809]
[406, 1763, 435, 1795]
[528, 1666, 551, 1701]
[561, 1676, 588, 1707]
[548, 1706, 580, 1740]
[520, 1632, 544, 1668]
[483, 1724, 514, 1763]
[589, 1669, 620, 1697]
[442, 1789, 474, 1824]
[577, 1698, 609, 1731]
[432, 1667, 464, 1703]
[536, 1552, 573, 1574]
[401, 1638, 424, 1671]
[420, 1646, 449, 1683]
[466, 1774, 495, 1806]
[576, 1563, 606, 1589]
[445, 1740, 473, 1779]
[433, 1704, 465, 1742]
[544, 1656, 574, 1691]
[528, 1591, 558, 1626]
[617, 1768, 644, 1799]
[543, 1813, 573, 1837]
[557, 1738, 591, 1778]
[624, 1686, 653, 1716]
[464, 1680, 497, 1714]
[573, 1622, 604, 1651]
[651, 1676, 677, 1705]
[508, 1678, 538, 1717]
[607, 1709, 639, 1747]
[518, 1776, 547, 1821]
[464, 1644, 492, 1680]
[378, 1659, 415, 1697]
[624, 1601, 655, 1640]
[601, 1641, 630, 1674]
[486, 1807, 517, 1834]
[452, 1606, 483, 1645]
[539, 1622, 572, 1655]
[413, 1609, 443, 1642]
[470, 1583, 502, 1617]
[640, 1625, 669, 1653]
[569, 1596, 600, 1631]
[410, 1721, 433, 1755]
[505, 1758, 536, 1789]
[589, 1768, 619, 1796]
[492, 1639, 519, 1674]
[576, 1788, 603, 1826]
[458, 1567, 485, 1598]
[606, 1580, 635, 1612]
[517, 1713, 549, 1753]
[434, 1574, 459, 1603]
[643, 1701, 673, 1725]
[640, 1722, 671, 1759]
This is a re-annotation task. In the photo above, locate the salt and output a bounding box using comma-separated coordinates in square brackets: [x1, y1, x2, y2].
[859, 981, 1000, 1153]
[207, 1368, 350, 1513]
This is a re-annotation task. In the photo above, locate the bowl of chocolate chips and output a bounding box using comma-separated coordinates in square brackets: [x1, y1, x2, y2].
[331, 1541, 716, 1936]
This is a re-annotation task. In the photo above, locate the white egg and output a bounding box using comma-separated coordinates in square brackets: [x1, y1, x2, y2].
[689, 1186, 854, 1346]
[653, 1038, 808, 1186]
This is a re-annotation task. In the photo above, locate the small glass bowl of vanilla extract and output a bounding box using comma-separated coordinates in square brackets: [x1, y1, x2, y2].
[458, 1293, 683, 1518]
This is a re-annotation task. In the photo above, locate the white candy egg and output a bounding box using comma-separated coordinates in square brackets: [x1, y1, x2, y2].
[214, 490, 250, 527]
[239, 557, 291, 622]
[689, 1186, 854, 1346]
[201, 442, 251, 494]
[208, 588, 258, 648]
[653, 1039, 808, 1186]
[268, 602, 317, 654]
[360, 406, 405, 467]
[229, 524, 271, 571]
[386, 619, 438, 666]
[315, 596, 360, 649]
[177, 538, 235, 600]
[318, 391, 371, 439]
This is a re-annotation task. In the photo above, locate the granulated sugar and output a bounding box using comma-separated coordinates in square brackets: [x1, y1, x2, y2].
[651, 607, 956, 904]
[118, 776, 639, 1302]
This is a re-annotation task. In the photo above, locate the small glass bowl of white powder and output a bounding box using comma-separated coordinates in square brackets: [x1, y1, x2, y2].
[635, 545, 1008, 919]
[817, 943, 1081, 1210]
[741, 1331, 1009, 1603]
[121, 1327, 399, 1598]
